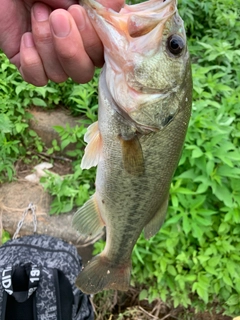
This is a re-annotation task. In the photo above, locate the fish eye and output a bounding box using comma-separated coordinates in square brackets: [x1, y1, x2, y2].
[167, 35, 185, 55]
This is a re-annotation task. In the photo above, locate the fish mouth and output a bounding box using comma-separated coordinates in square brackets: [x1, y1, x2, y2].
[81, 0, 176, 38]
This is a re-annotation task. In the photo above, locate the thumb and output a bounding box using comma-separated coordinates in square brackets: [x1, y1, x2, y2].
[98, 0, 125, 12]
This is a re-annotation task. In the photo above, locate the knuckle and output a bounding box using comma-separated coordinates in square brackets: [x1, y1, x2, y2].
[21, 55, 40, 69]
[74, 69, 94, 84]
[21, 71, 48, 87]
[33, 28, 52, 46]
[58, 45, 79, 61]
[48, 73, 68, 83]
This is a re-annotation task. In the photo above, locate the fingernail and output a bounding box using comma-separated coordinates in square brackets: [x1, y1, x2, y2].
[69, 6, 86, 31]
[33, 3, 50, 22]
[23, 33, 34, 48]
[51, 12, 71, 37]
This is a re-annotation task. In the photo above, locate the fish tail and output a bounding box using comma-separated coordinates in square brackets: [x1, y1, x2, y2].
[76, 254, 131, 294]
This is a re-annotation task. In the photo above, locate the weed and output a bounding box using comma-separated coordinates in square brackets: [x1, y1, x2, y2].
[93, 0, 240, 317]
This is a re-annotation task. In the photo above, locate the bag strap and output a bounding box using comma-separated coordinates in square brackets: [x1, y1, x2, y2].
[53, 269, 74, 320]
[2, 264, 41, 303]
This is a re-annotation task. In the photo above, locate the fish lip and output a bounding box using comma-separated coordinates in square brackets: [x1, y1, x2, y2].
[82, 0, 177, 23]
[81, 0, 178, 52]
[82, 0, 176, 12]
[120, 0, 176, 14]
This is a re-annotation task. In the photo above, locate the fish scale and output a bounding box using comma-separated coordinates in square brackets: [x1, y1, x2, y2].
[73, 0, 192, 294]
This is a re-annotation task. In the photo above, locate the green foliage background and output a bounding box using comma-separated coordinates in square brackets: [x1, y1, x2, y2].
[0, 0, 240, 316]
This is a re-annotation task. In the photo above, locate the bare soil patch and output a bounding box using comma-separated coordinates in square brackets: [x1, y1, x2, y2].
[93, 289, 232, 320]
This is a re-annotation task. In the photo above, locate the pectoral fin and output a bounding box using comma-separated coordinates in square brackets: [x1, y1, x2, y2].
[144, 195, 169, 239]
[119, 134, 144, 176]
[81, 121, 102, 169]
[84, 121, 99, 143]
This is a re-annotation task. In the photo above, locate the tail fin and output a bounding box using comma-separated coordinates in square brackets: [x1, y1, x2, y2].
[76, 254, 131, 294]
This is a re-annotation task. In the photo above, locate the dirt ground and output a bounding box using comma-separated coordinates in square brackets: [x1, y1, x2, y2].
[92, 289, 233, 320]
[0, 158, 94, 263]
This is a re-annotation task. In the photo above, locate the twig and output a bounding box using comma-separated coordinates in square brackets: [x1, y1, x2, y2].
[37, 153, 51, 162]
[159, 313, 171, 320]
[39, 152, 72, 162]
[113, 290, 118, 310]
[160, 314, 179, 320]
[138, 306, 159, 319]
[151, 299, 163, 317]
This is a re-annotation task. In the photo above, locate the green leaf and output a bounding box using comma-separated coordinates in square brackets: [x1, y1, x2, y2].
[167, 265, 177, 276]
[32, 97, 47, 107]
[139, 289, 148, 301]
[185, 274, 197, 282]
[196, 285, 209, 304]
[164, 213, 182, 226]
[0, 115, 13, 133]
[223, 272, 233, 287]
[205, 266, 218, 275]
[208, 256, 221, 268]
[192, 148, 203, 158]
[226, 294, 240, 306]
[182, 215, 191, 234]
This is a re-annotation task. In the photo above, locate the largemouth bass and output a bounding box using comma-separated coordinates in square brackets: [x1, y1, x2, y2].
[73, 0, 192, 294]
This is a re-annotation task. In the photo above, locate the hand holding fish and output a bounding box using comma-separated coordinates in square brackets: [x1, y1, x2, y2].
[0, 0, 124, 86]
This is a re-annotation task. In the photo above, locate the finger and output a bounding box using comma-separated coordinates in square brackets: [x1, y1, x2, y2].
[50, 9, 95, 84]
[19, 33, 48, 86]
[40, 0, 78, 9]
[31, 2, 68, 83]
[68, 5, 104, 68]
[1, 0, 30, 67]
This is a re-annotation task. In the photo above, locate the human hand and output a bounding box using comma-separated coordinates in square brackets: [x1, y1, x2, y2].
[0, 0, 124, 86]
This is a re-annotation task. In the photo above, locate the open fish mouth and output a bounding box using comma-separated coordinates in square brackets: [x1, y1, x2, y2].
[81, 0, 177, 38]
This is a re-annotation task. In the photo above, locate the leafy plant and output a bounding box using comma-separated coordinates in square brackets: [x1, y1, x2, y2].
[93, 0, 240, 317]
[40, 79, 99, 213]
[0, 50, 99, 183]
[1, 230, 11, 245]
[40, 124, 96, 214]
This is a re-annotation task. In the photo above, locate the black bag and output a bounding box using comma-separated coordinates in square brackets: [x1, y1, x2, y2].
[0, 234, 94, 320]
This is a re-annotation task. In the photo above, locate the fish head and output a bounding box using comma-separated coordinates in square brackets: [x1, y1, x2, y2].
[82, 0, 192, 131]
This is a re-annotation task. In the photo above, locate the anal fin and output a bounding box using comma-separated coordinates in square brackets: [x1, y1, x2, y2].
[72, 193, 105, 241]
[81, 121, 102, 169]
[144, 195, 169, 239]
